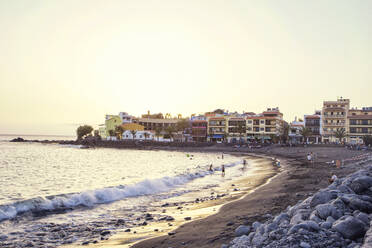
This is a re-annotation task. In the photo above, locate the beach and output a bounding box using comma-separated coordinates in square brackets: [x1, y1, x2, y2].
[129, 146, 369, 248]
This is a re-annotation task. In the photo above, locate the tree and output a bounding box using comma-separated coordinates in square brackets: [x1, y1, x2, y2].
[237, 123, 246, 144]
[76, 125, 93, 140]
[155, 127, 162, 141]
[165, 126, 175, 141]
[362, 135, 372, 146]
[300, 127, 312, 143]
[334, 128, 346, 144]
[176, 119, 189, 133]
[143, 132, 149, 140]
[209, 129, 214, 142]
[115, 125, 124, 140]
[280, 122, 289, 144]
[130, 130, 137, 140]
[108, 129, 115, 137]
[223, 131, 229, 143]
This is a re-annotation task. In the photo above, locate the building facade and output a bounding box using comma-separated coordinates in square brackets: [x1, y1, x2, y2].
[321, 98, 350, 143]
[304, 111, 322, 144]
[348, 107, 372, 144]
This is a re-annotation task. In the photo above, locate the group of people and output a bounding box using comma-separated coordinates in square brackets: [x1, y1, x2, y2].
[208, 153, 248, 177]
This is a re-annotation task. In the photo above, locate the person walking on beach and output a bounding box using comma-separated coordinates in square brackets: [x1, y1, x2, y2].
[209, 164, 213, 172]
[221, 164, 225, 177]
[310, 152, 315, 165]
[222, 153, 224, 159]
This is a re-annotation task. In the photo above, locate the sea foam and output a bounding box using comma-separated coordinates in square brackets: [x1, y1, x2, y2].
[0, 160, 242, 222]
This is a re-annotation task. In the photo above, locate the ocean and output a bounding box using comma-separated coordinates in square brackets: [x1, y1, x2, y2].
[0, 135, 258, 247]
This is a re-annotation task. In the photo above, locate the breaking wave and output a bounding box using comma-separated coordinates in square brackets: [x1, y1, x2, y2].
[0, 160, 242, 222]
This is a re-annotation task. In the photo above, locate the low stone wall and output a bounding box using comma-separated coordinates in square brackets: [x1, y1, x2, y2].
[227, 161, 372, 248]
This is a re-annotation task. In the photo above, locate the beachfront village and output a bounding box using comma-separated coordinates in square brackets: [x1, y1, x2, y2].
[90, 97, 372, 146]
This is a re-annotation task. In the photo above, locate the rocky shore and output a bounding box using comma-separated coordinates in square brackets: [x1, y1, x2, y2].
[229, 160, 372, 248]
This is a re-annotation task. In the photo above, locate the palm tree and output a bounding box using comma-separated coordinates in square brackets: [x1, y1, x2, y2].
[143, 132, 149, 140]
[209, 129, 214, 142]
[223, 132, 229, 144]
[237, 123, 246, 144]
[300, 127, 312, 144]
[165, 126, 175, 141]
[108, 129, 115, 138]
[280, 122, 289, 144]
[115, 125, 124, 140]
[334, 128, 346, 144]
[155, 127, 162, 141]
[130, 130, 137, 140]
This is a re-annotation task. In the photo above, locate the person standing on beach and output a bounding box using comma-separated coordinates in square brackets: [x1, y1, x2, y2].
[307, 153, 312, 165]
[221, 164, 225, 176]
[222, 153, 224, 159]
[209, 164, 213, 172]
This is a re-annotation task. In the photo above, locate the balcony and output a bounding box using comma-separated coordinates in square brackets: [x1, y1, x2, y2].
[323, 122, 345, 127]
[323, 115, 345, 118]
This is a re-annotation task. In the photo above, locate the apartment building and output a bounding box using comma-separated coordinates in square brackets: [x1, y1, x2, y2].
[304, 111, 322, 144]
[348, 107, 372, 144]
[191, 116, 208, 142]
[321, 98, 350, 143]
[208, 116, 226, 142]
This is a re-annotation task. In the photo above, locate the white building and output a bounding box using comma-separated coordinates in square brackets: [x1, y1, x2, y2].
[122, 130, 154, 140]
[289, 119, 305, 144]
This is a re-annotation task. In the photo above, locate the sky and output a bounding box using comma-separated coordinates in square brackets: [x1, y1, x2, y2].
[0, 0, 371, 135]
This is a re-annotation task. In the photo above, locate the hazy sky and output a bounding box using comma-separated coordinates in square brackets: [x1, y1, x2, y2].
[0, 0, 371, 135]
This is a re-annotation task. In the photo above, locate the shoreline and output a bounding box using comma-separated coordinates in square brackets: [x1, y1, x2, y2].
[130, 147, 371, 248]
[61, 154, 279, 248]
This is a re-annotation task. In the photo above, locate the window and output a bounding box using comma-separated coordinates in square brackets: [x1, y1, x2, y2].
[247, 127, 252, 131]
[248, 120, 252, 124]
[260, 128, 264, 131]
[260, 120, 265, 124]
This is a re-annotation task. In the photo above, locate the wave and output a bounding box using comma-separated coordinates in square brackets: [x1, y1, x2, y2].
[0, 160, 242, 222]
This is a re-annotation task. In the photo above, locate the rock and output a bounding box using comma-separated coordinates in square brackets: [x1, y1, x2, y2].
[0, 235, 8, 241]
[101, 230, 111, 236]
[300, 241, 311, 248]
[348, 198, 372, 213]
[166, 216, 175, 221]
[355, 212, 369, 225]
[316, 203, 341, 220]
[333, 216, 366, 240]
[168, 232, 176, 236]
[326, 216, 336, 223]
[320, 222, 332, 229]
[252, 221, 261, 231]
[303, 220, 320, 231]
[141, 221, 147, 226]
[273, 213, 289, 224]
[235, 225, 251, 237]
[227, 221, 234, 226]
[124, 229, 131, 232]
[310, 191, 337, 208]
[184, 217, 191, 221]
[350, 176, 372, 194]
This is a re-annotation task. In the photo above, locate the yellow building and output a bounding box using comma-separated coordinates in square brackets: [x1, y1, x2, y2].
[321, 98, 350, 143]
[105, 115, 122, 137]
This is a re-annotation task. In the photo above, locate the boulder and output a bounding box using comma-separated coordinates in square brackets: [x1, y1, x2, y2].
[273, 213, 290, 224]
[235, 225, 251, 237]
[350, 176, 372, 194]
[316, 203, 342, 220]
[320, 222, 332, 229]
[300, 241, 311, 248]
[310, 191, 337, 208]
[355, 212, 369, 225]
[348, 198, 372, 213]
[333, 216, 366, 240]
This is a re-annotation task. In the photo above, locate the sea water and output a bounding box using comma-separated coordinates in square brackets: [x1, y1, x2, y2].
[0, 135, 255, 247]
